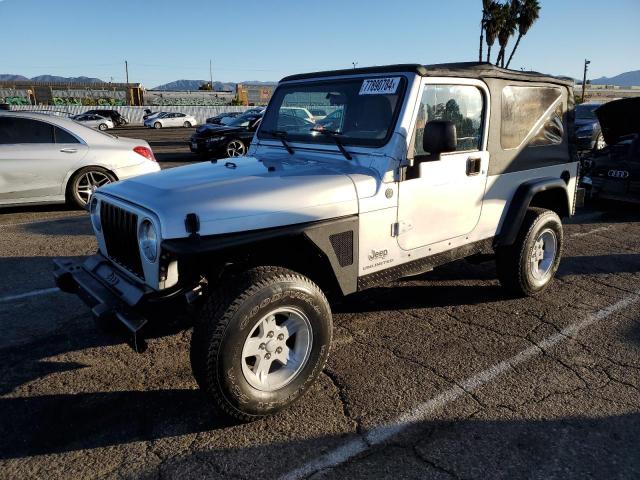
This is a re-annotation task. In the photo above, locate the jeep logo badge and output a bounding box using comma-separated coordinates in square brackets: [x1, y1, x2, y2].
[368, 249, 388, 261]
[608, 170, 629, 179]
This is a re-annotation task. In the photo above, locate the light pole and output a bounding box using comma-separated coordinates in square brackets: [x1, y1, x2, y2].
[581, 59, 590, 103]
[352, 61, 358, 69]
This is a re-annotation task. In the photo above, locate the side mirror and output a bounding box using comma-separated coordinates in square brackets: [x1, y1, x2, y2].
[423, 120, 457, 155]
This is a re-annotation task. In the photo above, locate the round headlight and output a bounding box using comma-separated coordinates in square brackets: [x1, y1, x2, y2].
[138, 219, 158, 262]
[90, 197, 101, 232]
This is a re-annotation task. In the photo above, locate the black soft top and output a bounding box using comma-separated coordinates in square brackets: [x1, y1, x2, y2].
[281, 62, 574, 87]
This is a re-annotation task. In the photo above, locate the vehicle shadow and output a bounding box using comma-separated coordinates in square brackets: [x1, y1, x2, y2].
[20, 215, 93, 236]
[0, 203, 77, 215]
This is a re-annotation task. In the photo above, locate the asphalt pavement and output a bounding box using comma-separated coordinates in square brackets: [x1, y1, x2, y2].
[0, 142, 639, 479]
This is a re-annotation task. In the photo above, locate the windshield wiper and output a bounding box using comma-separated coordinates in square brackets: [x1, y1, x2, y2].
[310, 127, 352, 160]
[261, 129, 294, 155]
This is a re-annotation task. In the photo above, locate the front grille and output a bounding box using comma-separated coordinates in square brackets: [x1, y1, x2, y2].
[100, 202, 144, 278]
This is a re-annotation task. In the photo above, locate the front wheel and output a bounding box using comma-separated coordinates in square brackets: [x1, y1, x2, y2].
[594, 132, 606, 151]
[496, 208, 563, 297]
[190, 266, 332, 421]
[183, 121, 192, 128]
[154, 122, 162, 129]
[98, 123, 107, 131]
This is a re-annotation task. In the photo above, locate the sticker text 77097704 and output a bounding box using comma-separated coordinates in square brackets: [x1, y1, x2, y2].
[359, 77, 401, 95]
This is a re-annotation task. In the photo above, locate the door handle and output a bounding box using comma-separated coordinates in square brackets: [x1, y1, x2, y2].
[466, 156, 482, 176]
[60, 148, 77, 153]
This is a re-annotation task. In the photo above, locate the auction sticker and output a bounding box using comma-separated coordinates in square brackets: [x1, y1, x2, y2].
[359, 77, 400, 95]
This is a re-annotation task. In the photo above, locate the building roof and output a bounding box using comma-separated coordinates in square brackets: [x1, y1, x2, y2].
[281, 62, 574, 87]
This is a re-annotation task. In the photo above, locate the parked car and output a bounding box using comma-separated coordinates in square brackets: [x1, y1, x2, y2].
[581, 97, 640, 204]
[316, 108, 344, 130]
[55, 63, 580, 421]
[144, 112, 197, 129]
[243, 107, 266, 116]
[281, 106, 315, 123]
[72, 113, 114, 131]
[575, 102, 606, 151]
[206, 112, 241, 125]
[84, 109, 128, 127]
[309, 108, 328, 120]
[190, 112, 263, 157]
[0, 111, 159, 208]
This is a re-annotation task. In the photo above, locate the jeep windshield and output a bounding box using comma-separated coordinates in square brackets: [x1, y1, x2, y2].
[258, 77, 407, 148]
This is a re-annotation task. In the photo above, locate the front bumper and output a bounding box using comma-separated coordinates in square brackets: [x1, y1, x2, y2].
[53, 254, 150, 351]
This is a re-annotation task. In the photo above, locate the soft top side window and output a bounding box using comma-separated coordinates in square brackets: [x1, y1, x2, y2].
[501, 85, 563, 150]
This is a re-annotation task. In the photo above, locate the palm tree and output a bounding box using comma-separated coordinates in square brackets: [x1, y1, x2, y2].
[505, 0, 541, 68]
[484, 1, 502, 63]
[496, 0, 518, 67]
[479, 0, 492, 62]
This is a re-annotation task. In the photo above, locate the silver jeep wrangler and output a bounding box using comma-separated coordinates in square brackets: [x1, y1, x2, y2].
[55, 62, 580, 421]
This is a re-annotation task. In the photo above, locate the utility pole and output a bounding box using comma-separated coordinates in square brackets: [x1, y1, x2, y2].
[581, 59, 590, 103]
[125, 60, 130, 105]
[352, 61, 358, 69]
[209, 59, 213, 90]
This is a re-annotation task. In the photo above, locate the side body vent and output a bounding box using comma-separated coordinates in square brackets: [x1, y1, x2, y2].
[329, 231, 354, 267]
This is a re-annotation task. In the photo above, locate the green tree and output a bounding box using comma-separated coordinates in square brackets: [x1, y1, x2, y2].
[495, 0, 518, 67]
[484, 1, 502, 63]
[479, 0, 492, 62]
[505, 0, 541, 68]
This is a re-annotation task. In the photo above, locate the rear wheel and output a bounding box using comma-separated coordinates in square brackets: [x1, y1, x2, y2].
[98, 123, 107, 131]
[154, 122, 162, 129]
[183, 121, 192, 128]
[66, 167, 116, 209]
[225, 139, 246, 157]
[190, 266, 332, 421]
[496, 208, 563, 297]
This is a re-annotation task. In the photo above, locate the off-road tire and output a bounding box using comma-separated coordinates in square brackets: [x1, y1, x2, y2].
[190, 266, 332, 421]
[496, 207, 563, 297]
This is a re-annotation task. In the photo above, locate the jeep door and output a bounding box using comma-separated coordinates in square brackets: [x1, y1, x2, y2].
[397, 80, 489, 250]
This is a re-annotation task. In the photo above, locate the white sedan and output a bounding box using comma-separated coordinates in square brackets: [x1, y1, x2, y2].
[0, 112, 160, 208]
[143, 112, 197, 129]
[71, 113, 114, 131]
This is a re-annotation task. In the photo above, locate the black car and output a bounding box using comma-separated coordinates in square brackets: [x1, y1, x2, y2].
[84, 109, 128, 126]
[574, 102, 606, 151]
[582, 98, 640, 204]
[190, 112, 263, 157]
[205, 111, 241, 125]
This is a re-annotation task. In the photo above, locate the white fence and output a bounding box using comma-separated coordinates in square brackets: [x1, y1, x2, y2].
[9, 105, 251, 126]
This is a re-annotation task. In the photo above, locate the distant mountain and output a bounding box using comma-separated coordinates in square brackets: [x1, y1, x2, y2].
[152, 79, 276, 91]
[0, 74, 29, 81]
[152, 79, 235, 92]
[590, 70, 640, 87]
[0, 74, 105, 83]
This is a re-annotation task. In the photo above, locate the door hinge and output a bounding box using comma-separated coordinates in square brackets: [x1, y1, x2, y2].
[391, 222, 399, 237]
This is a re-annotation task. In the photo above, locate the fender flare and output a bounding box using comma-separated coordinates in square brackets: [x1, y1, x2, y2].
[495, 177, 569, 247]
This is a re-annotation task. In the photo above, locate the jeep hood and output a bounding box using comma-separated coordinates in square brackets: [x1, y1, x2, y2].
[596, 97, 640, 145]
[100, 156, 376, 239]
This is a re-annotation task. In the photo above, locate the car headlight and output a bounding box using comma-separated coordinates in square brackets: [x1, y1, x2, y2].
[90, 197, 101, 232]
[138, 219, 158, 262]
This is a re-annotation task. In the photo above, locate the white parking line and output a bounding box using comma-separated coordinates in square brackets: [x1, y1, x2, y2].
[0, 287, 60, 303]
[570, 226, 610, 238]
[0, 214, 86, 229]
[281, 290, 640, 480]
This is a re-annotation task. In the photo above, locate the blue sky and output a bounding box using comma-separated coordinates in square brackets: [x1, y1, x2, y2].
[0, 0, 638, 87]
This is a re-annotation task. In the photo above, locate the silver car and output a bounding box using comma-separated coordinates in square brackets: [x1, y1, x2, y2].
[0, 112, 160, 208]
[72, 113, 114, 131]
[143, 112, 198, 129]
